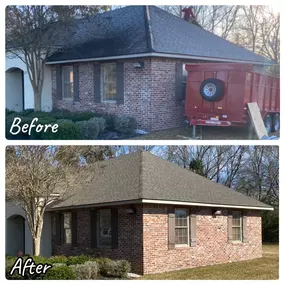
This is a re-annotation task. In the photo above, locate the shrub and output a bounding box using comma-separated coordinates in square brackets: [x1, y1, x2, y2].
[66, 255, 90, 266]
[40, 121, 82, 140]
[70, 111, 95, 122]
[84, 261, 99, 279]
[70, 263, 92, 280]
[103, 114, 116, 130]
[52, 263, 67, 267]
[88, 117, 106, 134]
[43, 265, 75, 280]
[100, 259, 131, 278]
[5, 109, 16, 116]
[76, 120, 99, 140]
[114, 115, 137, 134]
[47, 255, 68, 264]
[50, 108, 72, 120]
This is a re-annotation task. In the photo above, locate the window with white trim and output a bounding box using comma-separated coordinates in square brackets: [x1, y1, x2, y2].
[101, 63, 117, 101]
[62, 66, 74, 99]
[175, 209, 189, 245]
[97, 209, 112, 247]
[232, 211, 242, 241]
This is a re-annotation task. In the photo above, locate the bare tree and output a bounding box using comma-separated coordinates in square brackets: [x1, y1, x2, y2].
[5, 145, 107, 256]
[5, 6, 108, 111]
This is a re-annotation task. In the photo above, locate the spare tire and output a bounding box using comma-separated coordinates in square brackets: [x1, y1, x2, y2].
[200, 78, 224, 102]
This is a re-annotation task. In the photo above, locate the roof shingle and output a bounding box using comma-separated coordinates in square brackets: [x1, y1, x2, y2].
[47, 6, 274, 65]
[51, 152, 272, 210]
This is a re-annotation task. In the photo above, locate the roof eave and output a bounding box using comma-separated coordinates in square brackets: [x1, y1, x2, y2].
[46, 52, 275, 66]
[141, 199, 274, 211]
[46, 198, 273, 211]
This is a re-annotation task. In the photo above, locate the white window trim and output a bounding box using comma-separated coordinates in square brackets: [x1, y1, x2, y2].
[232, 211, 243, 242]
[101, 63, 117, 103]
[63, 212, 72, 244]
[174, 208, 190, 247]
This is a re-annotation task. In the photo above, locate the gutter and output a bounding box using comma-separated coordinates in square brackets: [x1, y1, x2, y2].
[141, 199, 274, 211]
[46, 198, 273, 211]
[46, 52, 275, 66]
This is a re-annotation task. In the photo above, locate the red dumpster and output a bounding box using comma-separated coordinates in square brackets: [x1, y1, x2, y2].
[185, 63, 280, 132]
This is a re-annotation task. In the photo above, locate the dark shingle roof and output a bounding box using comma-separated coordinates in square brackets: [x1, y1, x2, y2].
[51, 152, 272, 210]
[47, 6, 274, 64]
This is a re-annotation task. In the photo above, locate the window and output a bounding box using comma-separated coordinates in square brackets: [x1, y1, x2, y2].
[101, 63, 116, 101]
[175, 209, 189, 245]
[97, 209, 112, 247]
[232, 211, 242, 241]
[62, 66, 74, 99]
[63, 212, 72, 244]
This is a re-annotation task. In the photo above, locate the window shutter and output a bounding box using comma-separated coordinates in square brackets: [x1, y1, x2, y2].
[190, 212, 197, 247]
[175, 62, 183, 103]
[94, 64, 101, 103]
[116, 62, 124, 104]
[56, 65, 62, 100]
[228, 214, 233, 242]
[90, 210, 98, 248]
[242, 214, 247, 243]
[73, 65, 80, 102]
[71, 211, 78, 247]
[168, 209, 175, 249]
[111, 208, 119, 249]
[55, 213, 62, 245]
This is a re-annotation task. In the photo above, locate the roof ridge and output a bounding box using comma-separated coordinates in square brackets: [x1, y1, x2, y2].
[144, 6, 154, 52]
[138, 151, 144, 199]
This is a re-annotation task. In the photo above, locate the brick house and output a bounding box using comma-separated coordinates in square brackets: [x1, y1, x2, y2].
[42, 151, 272, 275]
[45, 6, 274, 131]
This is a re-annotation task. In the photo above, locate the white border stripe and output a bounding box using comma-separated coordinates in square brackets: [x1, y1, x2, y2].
[141, 199, 274, 211]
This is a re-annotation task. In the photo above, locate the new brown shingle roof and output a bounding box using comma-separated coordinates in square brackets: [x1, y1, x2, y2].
[50, 152, 273, 210]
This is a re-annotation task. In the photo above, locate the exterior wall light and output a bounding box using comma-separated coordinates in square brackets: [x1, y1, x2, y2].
[133, 61, 144, 69]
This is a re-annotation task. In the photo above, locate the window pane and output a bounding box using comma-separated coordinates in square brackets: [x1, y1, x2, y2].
[97, 209, 112, 246]
[62, 66, 74, 99]
[65, 229, 72, 244]
[102, 63, 117, 101]
[63, 213, 71, 229]
[232, 227, 241, 241]
[175, 228, 188, 244]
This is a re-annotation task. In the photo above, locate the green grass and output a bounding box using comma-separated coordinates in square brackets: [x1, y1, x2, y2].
[141, 244, 279, 280]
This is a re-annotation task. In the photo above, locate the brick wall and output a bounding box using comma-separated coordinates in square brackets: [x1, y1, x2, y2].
[51, 206, 143, 274]
[142, 204, 262, 274]
[52, 57, 186, 131]
[51, 203, 262, 275]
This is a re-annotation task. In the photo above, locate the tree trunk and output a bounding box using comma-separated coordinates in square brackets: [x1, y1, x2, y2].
[34, 90, 41, 111]
[33, 235, 41, 256]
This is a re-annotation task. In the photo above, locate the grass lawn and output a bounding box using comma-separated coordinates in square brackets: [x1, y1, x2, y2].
[141, 244, 279, 280]
[131, 126, 279, 140]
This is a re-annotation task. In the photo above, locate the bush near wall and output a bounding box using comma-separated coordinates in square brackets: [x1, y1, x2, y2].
[6, 255, 131, 280]
[5, 109, 137, 140]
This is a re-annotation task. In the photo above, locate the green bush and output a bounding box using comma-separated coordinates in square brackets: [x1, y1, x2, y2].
[70, 111, 95, 122]
[103, 114, 116, 130]
[40, 121, 82, 140]
[66, 255, 90, 266]
[89, 117, 106, 134]
[43, 265, 75, 280]
[47, 255, 68, 264]
[100, 259, 131, 278]
[5, 108, 16, 116]
[114, 115, 137, 134]
[76, 120, 99, 140]
[50, 108, 73, 120]
[70, 263, 92, 280]
[84, 261, 99, 279]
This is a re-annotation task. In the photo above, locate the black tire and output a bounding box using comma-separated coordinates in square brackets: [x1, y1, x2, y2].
[200, 78, 224, 102]
[263, 115, 273, 133]
[272, 114, 280, 132]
